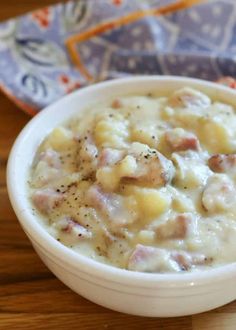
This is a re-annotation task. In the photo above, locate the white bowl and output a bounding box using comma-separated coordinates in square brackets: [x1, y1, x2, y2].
[7, 76, 236, 317]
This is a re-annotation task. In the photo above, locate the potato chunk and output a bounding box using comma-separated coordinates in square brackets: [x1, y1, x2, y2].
[94, 113, 129, 148]
[199, 120, 235, 154]
[169, 187, 195, 212]
[172, 151, 211, 188]
[123, 185, 171, 219]
[42, 127, 74, 151]
[202, 175, 236, 213]
[168, 87, 211, 109]
[96, 166, 120, 191]
[131, 124, 158, 148]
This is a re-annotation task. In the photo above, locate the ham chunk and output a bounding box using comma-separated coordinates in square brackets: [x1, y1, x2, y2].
[208, 154, 236, 173]
[32, 149, 62, 187]
[56, 217, 92, 239]
[38, 149, 61, 169]
[168, 87, 211, 109]
[127, 244, 180, 272]
[98, 148, 125, 167]
[111, 99, 123, 109]
[202, 175, 236, 213]
[97, 143, 175, 189]
[127, 244, 208, 272]
[171, 251, 207, 271]
[156, 213, 197, 240]
[32, 188, 64, 214]
[125, 142, 175, 187]
[86, 185, 138, 227]
[165, 128, 200, 152]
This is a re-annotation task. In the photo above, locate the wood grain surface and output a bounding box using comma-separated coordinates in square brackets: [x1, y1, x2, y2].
[0, 1, 236, 329]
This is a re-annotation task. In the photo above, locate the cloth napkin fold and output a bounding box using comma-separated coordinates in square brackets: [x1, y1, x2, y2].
[0, 0, 236, 115]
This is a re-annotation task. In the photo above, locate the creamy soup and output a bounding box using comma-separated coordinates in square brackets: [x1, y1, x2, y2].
[29, 87, 236, 273]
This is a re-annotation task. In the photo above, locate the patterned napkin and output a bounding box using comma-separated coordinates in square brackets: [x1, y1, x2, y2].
[0, 0, 236, 115]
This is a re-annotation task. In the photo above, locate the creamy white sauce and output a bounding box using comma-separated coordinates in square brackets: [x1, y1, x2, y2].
[29, 87, 236, 273]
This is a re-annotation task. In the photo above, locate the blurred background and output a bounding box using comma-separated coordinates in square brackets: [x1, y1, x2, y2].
[0, 1, 59, 21]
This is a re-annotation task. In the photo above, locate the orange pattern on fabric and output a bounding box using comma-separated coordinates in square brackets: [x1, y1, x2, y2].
[32, 7, 51, 28]
[58, 74, 81, 94]
[112, 0, 123, 6]
[65, 0, 205, 80]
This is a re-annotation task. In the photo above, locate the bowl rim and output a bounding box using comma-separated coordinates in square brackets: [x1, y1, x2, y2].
[7, 75, 236, 288]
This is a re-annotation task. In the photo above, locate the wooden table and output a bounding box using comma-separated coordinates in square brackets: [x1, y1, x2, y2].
[1, 1, 236, 329]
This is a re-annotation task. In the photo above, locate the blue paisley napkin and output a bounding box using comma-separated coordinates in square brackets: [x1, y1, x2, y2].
[0, 0, 236, 115]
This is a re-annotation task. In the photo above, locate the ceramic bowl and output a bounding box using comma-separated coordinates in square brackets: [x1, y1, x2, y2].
[7, 76, 236, 317]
